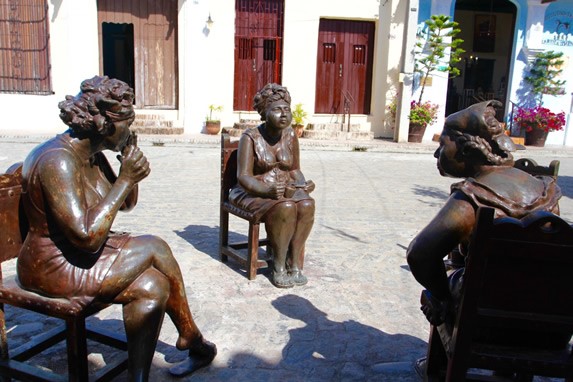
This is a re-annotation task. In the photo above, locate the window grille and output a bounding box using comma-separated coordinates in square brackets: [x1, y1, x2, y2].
[0, 0, 52, 94]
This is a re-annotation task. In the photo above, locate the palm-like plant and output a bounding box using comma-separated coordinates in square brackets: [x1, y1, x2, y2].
[414, 15, 465, 105]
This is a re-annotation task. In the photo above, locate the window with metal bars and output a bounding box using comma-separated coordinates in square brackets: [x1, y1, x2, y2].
[353, 45, 366, 65]
[0, 0, 52, 94]
[323, 43, 336, 63]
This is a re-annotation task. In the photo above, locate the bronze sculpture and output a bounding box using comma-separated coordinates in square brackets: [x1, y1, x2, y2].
[230, 83, 315, 288]
[18, 76, 216, 381]
[407, 100, 566, 374]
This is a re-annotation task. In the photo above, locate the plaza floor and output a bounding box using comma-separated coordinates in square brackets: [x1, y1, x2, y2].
[0, 133, 572, 381]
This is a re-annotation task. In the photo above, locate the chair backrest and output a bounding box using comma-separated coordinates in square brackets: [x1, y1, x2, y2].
[0, 164, 27, 263]
[514, 158, 560, 179]
[458, 207, 573, 345]
[221, 134, 239, 203]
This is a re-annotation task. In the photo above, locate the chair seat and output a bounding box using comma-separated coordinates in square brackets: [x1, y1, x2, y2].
[0, 275, 104, 318]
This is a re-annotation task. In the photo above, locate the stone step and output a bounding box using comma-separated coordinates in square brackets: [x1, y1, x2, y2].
[302, 130, 374, 140]
[131, 114, 182, 135]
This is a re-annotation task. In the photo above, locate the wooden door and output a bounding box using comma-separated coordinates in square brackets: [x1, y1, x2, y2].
[97, 0, 178, 109]
[234, 0, 284, 111]
[315, 19, 374, 115]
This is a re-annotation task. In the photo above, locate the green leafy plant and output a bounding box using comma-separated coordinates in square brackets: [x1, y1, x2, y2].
[414, 14, 465, 105]
[409, 100, 439, 127]
[387, 96, 439, 128]
[515, 51, 566, 136]
[524, 51, 566, 103]
[206, 104, 223, 122]
[291, 103, 308, 127]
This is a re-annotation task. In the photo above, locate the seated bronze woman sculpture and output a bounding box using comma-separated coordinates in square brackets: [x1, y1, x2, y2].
[407, 100, 568, 374]
[229, 83, 315, 288]
[18, 75, 216, 381]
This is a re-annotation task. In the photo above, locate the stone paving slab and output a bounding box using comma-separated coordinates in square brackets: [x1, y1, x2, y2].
[0, 133, 572, 381]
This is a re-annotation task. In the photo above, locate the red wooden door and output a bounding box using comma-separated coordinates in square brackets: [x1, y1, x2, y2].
[234, 0, 284, 111]
[315, 19, 374, 115]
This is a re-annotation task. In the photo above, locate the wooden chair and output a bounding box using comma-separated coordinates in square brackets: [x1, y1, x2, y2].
[514, 158, 560, 179]
[219, 134, 269, 280]
[0, 165, 128, 381]
[424, 207, 573, 381]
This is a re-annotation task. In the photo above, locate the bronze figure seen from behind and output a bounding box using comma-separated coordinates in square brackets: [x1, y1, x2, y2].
[17, 75, 216, 381]
[230, 83, 315, 288]
[407, 100, 567, 352]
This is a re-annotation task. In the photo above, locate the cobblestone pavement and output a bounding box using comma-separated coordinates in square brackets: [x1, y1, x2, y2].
[1, 133, 572, 381]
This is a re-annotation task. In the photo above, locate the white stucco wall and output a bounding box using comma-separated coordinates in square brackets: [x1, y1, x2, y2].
[1, 0, 100, 134]
[1, 0, 572, 146]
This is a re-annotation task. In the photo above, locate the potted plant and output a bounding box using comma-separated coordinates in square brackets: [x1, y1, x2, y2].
[515, 51, 567, 146]
[408, 15, 464, 142]
[388, 97, 439, 143]
[205, 104, 223, 135]
[513, 105, 565, 147]
[407, 100, 439, 142]
[291, 103, 307, 138]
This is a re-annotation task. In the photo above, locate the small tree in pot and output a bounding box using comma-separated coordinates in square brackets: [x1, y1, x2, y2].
[205, 104, 223, 135]
[514, 50, 567, 146]
[408, 14, 464, 142]
[291, 103, 307, 138]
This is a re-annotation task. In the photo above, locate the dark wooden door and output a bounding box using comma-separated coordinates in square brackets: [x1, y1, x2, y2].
[234, 0, 284, 111]
[315, 19, 374, 115]
[97, 0, 178, 109]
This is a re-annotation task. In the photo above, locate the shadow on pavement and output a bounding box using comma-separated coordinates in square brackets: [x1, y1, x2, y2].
[219, 295, 427, 380]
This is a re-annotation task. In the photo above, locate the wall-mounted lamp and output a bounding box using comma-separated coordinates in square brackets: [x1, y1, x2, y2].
[206, 13, 214, 29]
[465, 55, 478, 69]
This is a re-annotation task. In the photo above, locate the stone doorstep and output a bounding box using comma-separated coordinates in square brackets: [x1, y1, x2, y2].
[302, 130, 374, 140]
[223, 127, 374, 141]
[131, 126, 184, 135]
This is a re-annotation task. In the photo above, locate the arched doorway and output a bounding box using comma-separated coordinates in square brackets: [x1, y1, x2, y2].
[447, 0, 517, 120]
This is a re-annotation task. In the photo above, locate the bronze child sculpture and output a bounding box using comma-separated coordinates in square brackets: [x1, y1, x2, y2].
[230, 83, 315, 288]
[18, 75, 216, 381]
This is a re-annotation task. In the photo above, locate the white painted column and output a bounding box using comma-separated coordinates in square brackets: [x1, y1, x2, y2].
[395, 0, 419, 142]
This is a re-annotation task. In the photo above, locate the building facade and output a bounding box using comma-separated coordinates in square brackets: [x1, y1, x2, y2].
[1, 0, 572, 145]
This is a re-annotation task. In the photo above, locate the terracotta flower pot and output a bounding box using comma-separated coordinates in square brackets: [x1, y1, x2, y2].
[293, 124, 304, 138]
[408, 122, 426, 143]
[205, 121, 221, 135]
[525, 129, 548, 147]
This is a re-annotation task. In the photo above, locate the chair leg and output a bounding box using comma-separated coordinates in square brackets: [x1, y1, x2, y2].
[66, 317, 89, 382]
[0, 303, 9, 382]
[247, 222, 260, 280]
[0, 303, 8, 361]
[426, 325, 447, 382]
[220, 209, 229, 263]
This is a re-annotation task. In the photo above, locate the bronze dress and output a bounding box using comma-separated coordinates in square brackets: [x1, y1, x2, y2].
[229, 125, 313, 221]
[451, 166, 561, 219]
[17, 135, 129, 308]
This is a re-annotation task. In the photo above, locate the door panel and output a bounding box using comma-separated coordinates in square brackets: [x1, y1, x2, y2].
[315, 19, 374, 115]
[97, 0, 177, 109]
[234, 0, 284, 111]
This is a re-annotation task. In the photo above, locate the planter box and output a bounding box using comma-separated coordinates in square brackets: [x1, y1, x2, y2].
[510, 137, 525, 145]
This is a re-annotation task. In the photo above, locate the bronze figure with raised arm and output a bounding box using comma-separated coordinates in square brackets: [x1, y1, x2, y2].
[18, 75, 216, 381]
[230, 83, 315, 288]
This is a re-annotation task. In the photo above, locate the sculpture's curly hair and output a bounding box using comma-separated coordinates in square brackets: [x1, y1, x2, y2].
[58, 75, 135, 137]
[449, 129, 514, 167]
[253, 83, 291, 120]
[444, 100, 514, 167]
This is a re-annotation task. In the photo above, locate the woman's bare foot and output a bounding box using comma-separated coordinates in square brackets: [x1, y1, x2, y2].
[169, 338, 217, 377]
